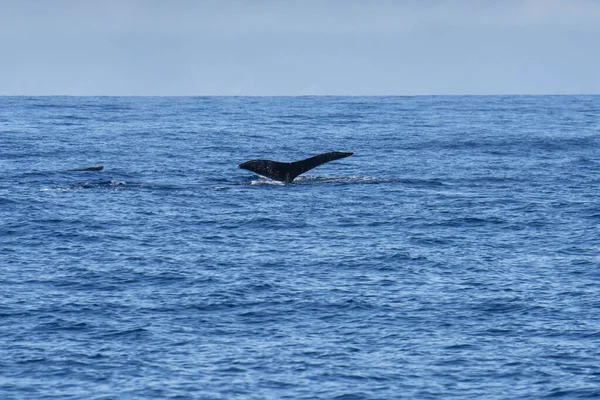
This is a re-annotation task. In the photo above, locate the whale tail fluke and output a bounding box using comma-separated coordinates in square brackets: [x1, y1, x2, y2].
[238, 152, 353, 183]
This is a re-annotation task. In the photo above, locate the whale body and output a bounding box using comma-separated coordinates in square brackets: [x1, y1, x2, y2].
[238, 152, 353, 183]
[66, 166, 104, 172]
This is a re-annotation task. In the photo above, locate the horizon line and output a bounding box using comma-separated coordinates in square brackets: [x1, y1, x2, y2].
[1, 93, 599, 98]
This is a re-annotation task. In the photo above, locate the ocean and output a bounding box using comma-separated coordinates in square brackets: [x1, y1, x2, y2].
[1, 95, 599, 399]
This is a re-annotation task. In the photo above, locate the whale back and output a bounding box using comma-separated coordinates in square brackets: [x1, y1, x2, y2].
[66, 166, 104, 172]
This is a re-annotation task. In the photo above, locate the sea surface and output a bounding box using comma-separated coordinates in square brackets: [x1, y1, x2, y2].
[1, 95, 599, 399]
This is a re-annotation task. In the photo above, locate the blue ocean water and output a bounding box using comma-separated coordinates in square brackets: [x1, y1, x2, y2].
[1, 95, 599, 399]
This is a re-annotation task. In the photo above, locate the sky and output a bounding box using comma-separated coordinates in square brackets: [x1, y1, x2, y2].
[1, 0, 599, 95]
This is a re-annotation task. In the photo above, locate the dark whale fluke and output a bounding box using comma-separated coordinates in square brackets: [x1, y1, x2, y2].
[67, 166, 104, 172]
[238, 152, 353, 183]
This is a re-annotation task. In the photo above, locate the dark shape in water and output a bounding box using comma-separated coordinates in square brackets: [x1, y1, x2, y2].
[238, 152, 353, 183]
[67, 166, 104, 172]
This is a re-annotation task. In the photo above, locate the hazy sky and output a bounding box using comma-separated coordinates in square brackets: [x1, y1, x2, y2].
[1, 0, 599, 95]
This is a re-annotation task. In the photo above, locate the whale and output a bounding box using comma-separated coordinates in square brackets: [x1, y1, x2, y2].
[66, 166, 104, 172]
[238, 152, 353, 183]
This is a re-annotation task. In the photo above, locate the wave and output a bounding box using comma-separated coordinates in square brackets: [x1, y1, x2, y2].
[239, 175, 445, 187]
[35, 174, 447, 193]
[40, 179, 130, 192]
